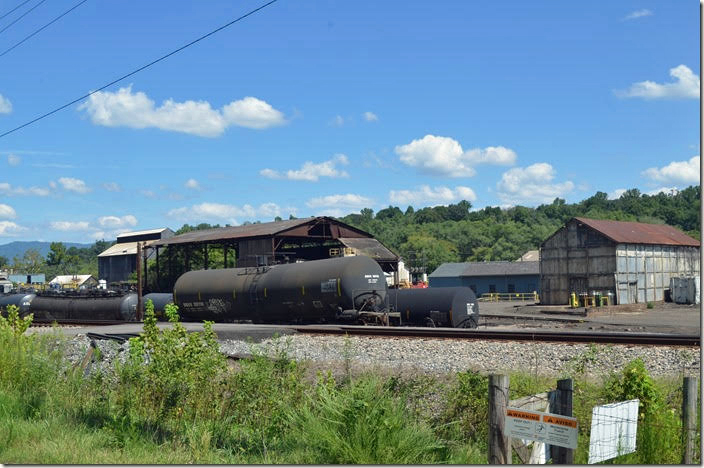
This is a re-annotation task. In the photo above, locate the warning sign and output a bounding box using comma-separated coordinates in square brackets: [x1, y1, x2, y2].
[505, 407, 578, 449]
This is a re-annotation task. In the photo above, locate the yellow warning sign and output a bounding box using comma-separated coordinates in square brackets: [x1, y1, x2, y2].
[506, 409, 541, 421]
[543, 414, 578, 428]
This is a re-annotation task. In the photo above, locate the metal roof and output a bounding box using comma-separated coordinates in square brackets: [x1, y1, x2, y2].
[573, 217, 700, 247]
[516, 250, 539, 262]
[430, 261, 539, 278]
[151, 217, 371, 247]
[98, 242, 139, 257]
[429, 263, 475, 278]
[337, 238, 398, 261]
[116, 228, 171, 239]
[49, 275, 96, 285]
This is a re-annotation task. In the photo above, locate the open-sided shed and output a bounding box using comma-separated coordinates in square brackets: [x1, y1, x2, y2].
[148, 217, 398, 292]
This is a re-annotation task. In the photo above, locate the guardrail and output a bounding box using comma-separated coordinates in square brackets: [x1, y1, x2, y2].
[480, 292, 539, 302]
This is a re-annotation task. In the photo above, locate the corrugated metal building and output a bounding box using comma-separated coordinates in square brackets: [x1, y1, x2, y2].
[98, 228, 174, 285]
[8, 274, 45, 284]
[149, 217, 399, 292]
[540, 217, 700, 305]
[428, 261, 540, 295]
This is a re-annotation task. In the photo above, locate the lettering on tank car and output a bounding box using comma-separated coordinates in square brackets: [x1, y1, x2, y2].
[207, 298, 229, 315]
[364, 273, 380, 284]
[321, 279, 337, 293]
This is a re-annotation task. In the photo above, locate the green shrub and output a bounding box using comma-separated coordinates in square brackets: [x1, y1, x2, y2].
[284, 375, 446, 464]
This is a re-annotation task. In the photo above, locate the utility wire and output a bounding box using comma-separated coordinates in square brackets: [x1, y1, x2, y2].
[0, 0, 47, 35]
[0, 0, 89, 58]
[0, 0, 32, 22]
[0, 0, 279, 140]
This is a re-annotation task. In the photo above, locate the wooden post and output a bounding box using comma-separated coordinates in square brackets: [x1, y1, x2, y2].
[489, 374, 511, 464]
[155, 246, 160, 291]
[550, 378, 574, 464]
[682, 376, 698, 464]
[136, 241, 143, 321]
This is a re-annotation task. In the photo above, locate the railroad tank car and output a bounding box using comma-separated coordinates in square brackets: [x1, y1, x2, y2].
[388, 287, 479, 328]
[27, 292, 138, 321]
[173, 255, 387, 323]
[143, 293, 174, 317]
[0, 293, 36, 316]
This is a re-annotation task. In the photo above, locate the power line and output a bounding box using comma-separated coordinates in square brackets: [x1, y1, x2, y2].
[0, 0, 89, 58]
[0, 0, 280, 140]
[0, 0, 32, 22]
[0, 0, 47, 35]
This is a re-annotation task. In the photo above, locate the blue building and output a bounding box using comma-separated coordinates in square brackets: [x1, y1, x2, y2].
[428, 261, 540, 295]
[8, 274, 45, 284]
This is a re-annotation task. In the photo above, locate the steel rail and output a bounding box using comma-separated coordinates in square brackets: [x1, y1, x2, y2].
[292, 325, 700, 347]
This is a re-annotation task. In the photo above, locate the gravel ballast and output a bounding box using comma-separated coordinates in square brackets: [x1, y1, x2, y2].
[54, 331, 699, 379]
[218, 334, 700, 378]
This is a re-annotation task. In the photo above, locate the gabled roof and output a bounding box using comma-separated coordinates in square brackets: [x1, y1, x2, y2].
[151, 217, 371, 247]
[429, 263, 470, 278]
[430, 261, 539, 278]
[49, 275, 96, 285]
[573, 217, 700, 247]
[116, 228, 171, 240]
[338, 238, 398, 261]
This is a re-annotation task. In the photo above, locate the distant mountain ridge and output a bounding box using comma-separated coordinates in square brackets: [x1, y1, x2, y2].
[0, 241, 94, 260]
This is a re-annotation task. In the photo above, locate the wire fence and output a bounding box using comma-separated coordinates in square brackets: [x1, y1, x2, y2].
[496, 371, 701, 464]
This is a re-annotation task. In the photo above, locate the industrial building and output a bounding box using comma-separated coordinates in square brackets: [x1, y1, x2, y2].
[428, 260, 540, 295]
[98, 228, 174, 285]
[49, 274, 98, 289]
[540, 217, 700, 305]
[148, 217, 399, 292]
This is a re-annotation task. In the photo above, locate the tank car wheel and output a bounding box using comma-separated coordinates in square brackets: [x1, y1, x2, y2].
[425, 318, 436, 328]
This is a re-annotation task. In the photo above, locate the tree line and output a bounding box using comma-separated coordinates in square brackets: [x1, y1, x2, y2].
[0, 186, 699, 280]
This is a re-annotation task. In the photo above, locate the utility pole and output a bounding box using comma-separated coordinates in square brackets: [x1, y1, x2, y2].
[136, 241, 143, 321]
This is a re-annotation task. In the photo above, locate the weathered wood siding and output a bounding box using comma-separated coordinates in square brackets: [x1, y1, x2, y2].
[541, 220, 701, 305]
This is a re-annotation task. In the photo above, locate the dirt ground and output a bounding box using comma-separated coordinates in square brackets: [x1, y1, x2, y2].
[477, 300, 701, 335]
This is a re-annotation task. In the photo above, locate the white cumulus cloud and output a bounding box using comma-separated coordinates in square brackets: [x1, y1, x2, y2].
[497, 163, 574, 206]
[642, 156, 700, 185]
[185, 178, 201, 190]
[0, 94, 12, 114]
[363, 111, 378, 122]
[0, 204, 16, 219]
[0, 221, 25, 236]
[7, 154, 20, 166]
[167, 202, 282, 225]
[305, 193, 374, 217]
[58, 177, 91, 194]
[103, 182, 121, 192]
[79, 86, 286, 137]
[623, 9, 653, 20]
[389, 185, 477, 206]
[395, 135, 517, 177]
[330, 115, 345, 127]
[0, 182, 51, 196]
[260, 154, 349, 181]
[616, 65, 699, 100]
[608, 189, 626, 200]
[50, 221, 93, 231]
[98, 215, 137, 229]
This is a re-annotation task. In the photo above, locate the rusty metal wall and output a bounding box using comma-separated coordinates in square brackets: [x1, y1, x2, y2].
[540, 223, 616, 305]
[541, 221, 701, 305]
[615, 245, 700, 304]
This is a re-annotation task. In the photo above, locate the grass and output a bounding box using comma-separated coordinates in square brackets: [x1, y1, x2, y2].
[0, 304, 699, 464]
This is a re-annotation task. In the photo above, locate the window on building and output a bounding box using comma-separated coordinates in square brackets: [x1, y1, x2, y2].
[508, 283, 515, 293]
[489, 284, 496, 293]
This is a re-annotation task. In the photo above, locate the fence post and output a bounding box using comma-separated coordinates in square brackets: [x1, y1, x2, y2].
[550, 378, 574, 464]
[489, 374, 511, 464]
[682, 376, 698, 464]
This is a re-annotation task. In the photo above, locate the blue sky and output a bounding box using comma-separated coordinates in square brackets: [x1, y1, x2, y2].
[0, 0, 700, 243]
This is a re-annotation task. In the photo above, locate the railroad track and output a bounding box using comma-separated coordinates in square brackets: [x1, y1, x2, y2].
[30, 320, 699, 347]
[292, 325, 700, 347]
